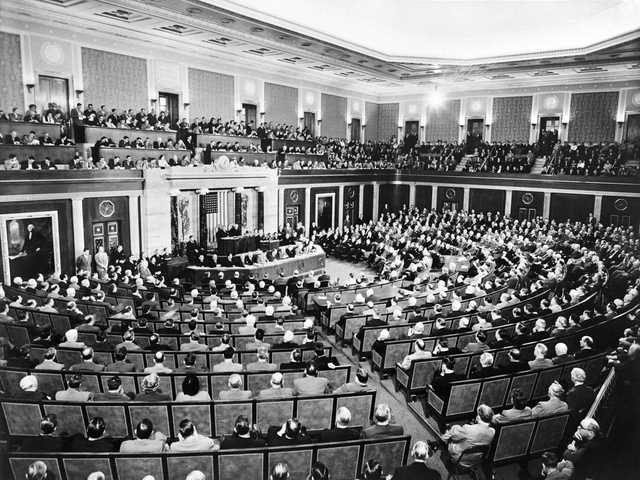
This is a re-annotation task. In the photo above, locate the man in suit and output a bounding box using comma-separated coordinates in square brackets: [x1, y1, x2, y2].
[431, 356, 463, 398]
[69, 417, 119, 452]
[34, 347, 64, 371]
[334, 367, 371, 394]
[70, 347, 106, 372]
[221, 415, 266, 449]
[390, 441, 441, 480]
[55, 374, 93, 401]
[19, 415, 67, 452]
[469, 351, 500, 378]
[492, 388, 532, 424]
[293, 363, 329, 395]
[314, 407, 361, 442]
[529, 343, 554, 370]
[93, 375, 134, 401]
[119, 418, 167, 452]
[463, 330, 490, 353]
[532, 382, 569, 417]
[246, 346, 277, 372]
[180, 333, 209, 352]
[105, 347, 136, 373]
[280, 348, 304, 370]
[169, 419, 219, 452]
[499, 348, 529, 374]
[565, 368, 595, 417]
[258, 372, 294, 399]
[219, 374, 252, 400]
[361, 403, 404, 439]
[76, 248, 92, 274]
[440, 405, 495, 469]
[573, 336, 596, 359]
[212, 348, 243, 372]
[244, 328, 271, 351]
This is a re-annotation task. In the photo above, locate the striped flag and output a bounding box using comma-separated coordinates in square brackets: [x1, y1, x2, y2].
[203, 192, 227, 247]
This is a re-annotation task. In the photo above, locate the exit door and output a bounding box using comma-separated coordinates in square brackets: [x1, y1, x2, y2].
[37, 75, 69, 119]
[92, 221, 121, 254]
[351, 118, 361, 142]
[158, 92, 179, 129]
[304, 112, 315, 137]
[243, 103, 257, 131]
[466, 118, 483, 153]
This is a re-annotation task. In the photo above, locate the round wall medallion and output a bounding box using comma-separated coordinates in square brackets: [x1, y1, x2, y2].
[98, 200, 116, 218]
[40, 42, 64, 66]
[522, 192, 534, 205]
[543, 95, 559, 110]
[348, 187, 356, 199]
[614, 198, 628, 211]
[289, 190, 299, 203]
[305, 92, 315, 106]
[470, 100, 483, 112]
[631, 92, 640, 107]
[445, 188, 456, 200]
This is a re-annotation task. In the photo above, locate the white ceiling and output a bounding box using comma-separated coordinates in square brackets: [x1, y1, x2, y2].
[214, 0, 640, 60]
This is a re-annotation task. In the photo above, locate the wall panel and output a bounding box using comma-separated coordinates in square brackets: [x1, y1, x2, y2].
[265, 82, 297, 126]
[601, 196, 640, 229]
[82, 196, 131, 255]
[379, 184, 409, 212]
[0, 32, 24, 111]
[283, 188, 305, 228]
[510, 190, 544, 219]
[362, 185, 374, 222]
[469, 189, 505, 214]
[188, 68, 234, 121]
[568, 92, 618, 143]
[377, 103, 399, 141]
[436, 186, 464, 211]
[415, 185, 432, 210]
[425, 100, 460, 142]
[550, 193, 594, 223]
[310, 186, 340, 229]
[491, 96, 532, 142]
[81, 48, 148, 110]
[321, 93, 347, 139]
[364, 102, 379, 142]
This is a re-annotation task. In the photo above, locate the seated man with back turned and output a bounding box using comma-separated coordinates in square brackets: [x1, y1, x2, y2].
[293, 363, 330, 395]
[391, 441, 441, 480]
[221, 415, 267, 449]
[440, 404, 495, 469]
[314, 406, 361, 442]
[361, 403, 404, 438]
[119, 418, 168, 453]
[258, 372, 295, 399]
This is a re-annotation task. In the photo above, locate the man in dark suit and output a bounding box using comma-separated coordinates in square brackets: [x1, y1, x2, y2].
[69, 417, 119, 452]
[391, 441, 441, 480]
[361, 404, 404, 439]
[221, 415, 267, 449]
[566, 367, 595, 417]
[19, 415, 67, 452]
[314, 406, 361, 442]
[431, 357, 463, 398]
[498, 348, 529, 374]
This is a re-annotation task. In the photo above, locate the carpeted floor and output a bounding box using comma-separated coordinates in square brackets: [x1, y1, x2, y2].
[324, 256, 378, 284]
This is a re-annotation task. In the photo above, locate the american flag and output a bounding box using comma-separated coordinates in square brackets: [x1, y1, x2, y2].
[203, 192, 227, 248]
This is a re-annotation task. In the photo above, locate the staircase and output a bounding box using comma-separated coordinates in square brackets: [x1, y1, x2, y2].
[530, 157, 547, 174]
[455, 155, 472, 171]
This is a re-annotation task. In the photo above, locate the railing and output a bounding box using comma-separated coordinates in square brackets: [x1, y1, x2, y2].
[586, 367, 617, 438]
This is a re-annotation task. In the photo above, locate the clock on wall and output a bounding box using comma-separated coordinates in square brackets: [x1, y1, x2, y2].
[522, 192, 534, 205]
[289, 190, 299, 203]
[347, 187, 356, 199]
[98, 200, 116, 218]
[614, 198, 628, 212]
[445, 188, 456, 200]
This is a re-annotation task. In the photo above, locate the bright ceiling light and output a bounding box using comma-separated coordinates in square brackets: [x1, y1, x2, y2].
[428, 89, 444, 108]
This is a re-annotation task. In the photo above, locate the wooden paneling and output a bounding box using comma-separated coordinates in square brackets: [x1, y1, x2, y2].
[415, 185, 432, 210]
[470, 188, 505, 214]
[601, 195, 640, 229]
[310, 186, 339, 228]
[511, 190, 544, 219]
[379, 184, 410, 213]
[82, 197, 131, 255]
[550, 193, 594, 223]
[0, 170, 143, 196]
[362, 184, 374, 222]
[436, 186, 464, 211]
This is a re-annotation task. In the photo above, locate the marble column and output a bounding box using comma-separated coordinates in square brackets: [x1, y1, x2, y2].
[304, 187, 311, 233]
[504, 190, 513, 217]
[71, 197, 84, 258]
[463, 187, 470, 212]
[264, 187, 278, 233]
[409, 183, 416, 208]
[594, 195, 603, 223]
[372, 183, 380, 220]
[338, 185, 345, 229]
[543, 192, 551, 219]
[431, 186, 438, 211]
[129, 195, 140, 257]
[358, 185, 364, 220]
[277, 188, 285, 229]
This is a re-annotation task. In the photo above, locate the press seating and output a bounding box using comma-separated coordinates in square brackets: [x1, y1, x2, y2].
[394, 302, 632, 397]
[0, 390, 375, 438]
[0, 365, 350, 399]
[6, 435, 411, 480]
[372, 291, 597, 373]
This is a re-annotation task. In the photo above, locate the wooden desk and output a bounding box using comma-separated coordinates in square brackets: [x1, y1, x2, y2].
[218, 235, 259, 255]
[97, 147, 188, 162]
[83, 125, 177, 145]
[0, 120, 63, 140]
[205, 150, 276, 165]
[194, 132, 261, 149]
[187, 249, 325, 282]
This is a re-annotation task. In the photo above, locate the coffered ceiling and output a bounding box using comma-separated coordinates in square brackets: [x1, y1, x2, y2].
[3, 0, 640, 97]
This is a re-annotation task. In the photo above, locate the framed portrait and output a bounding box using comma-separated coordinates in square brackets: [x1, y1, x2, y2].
[107, 235, 119, 250]
[93, 224, 104, 236]
[0, 211, 61, 284]
[107, 222, 118, 234]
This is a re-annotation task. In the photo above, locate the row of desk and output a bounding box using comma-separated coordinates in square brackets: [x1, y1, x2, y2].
[187, 249, 325, 283]
[217, 236, 280, 255]
[0, 121, 64, 140]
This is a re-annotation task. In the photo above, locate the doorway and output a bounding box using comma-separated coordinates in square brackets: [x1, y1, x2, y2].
[466, 118, 483, 153]
[158, 92, 179, 129]
[351, 118, 361, 142]
[518, 208, 537, 221]
[625, 114, 640, 143]
[304, 111, 315, 137]
[404, 120, 419, 151]
[92, 221, 121, 255]
[243, 103, 257, 132]
[285, 206, 299, 230]
[539, 116, 560, 155]
[316, 194, 335, 231]
[37, 75, 69, 118]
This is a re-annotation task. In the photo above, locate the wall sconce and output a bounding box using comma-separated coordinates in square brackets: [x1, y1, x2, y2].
[183, 103, 190, 108]
[317, 119, 322, 124]
[75, 89, 84, 96]
[25, 83, 35, 92]
[362, 124, 366, 128]
[259, 111, 265, 116]
[150, 98, 157, 103]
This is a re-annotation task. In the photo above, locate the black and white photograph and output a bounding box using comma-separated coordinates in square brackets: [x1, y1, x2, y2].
[0, 0, 639, 479]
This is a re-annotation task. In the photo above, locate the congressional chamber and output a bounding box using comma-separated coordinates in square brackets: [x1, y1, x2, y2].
[0, 1, 639, 480]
